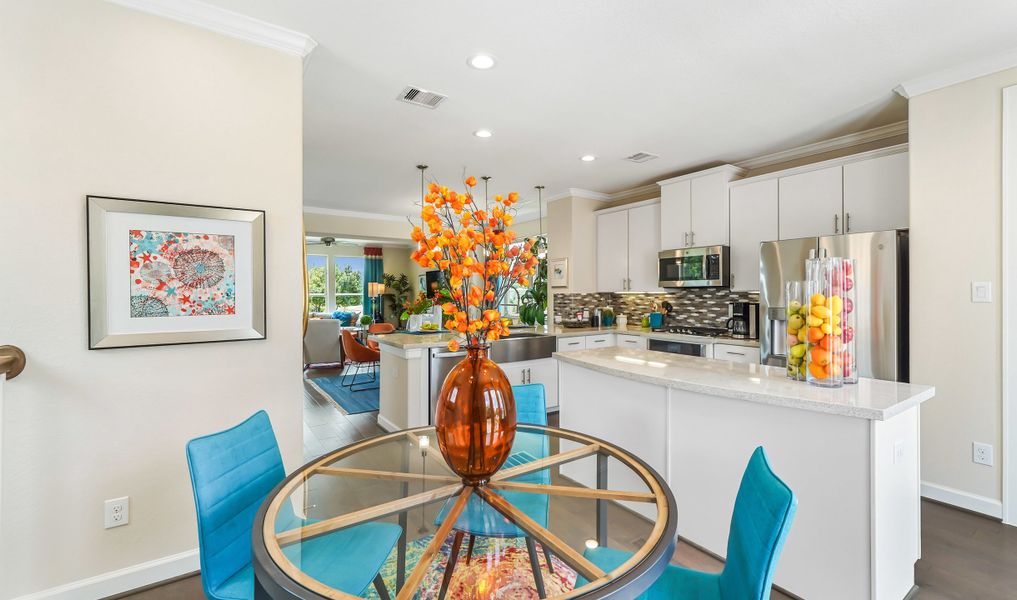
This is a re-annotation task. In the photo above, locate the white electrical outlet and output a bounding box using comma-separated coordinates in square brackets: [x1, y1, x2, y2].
[971, 281, 992, 303]
[973, 442, 994, 467]
[893, 440, 905, 464]
[104, 496, 129, 529]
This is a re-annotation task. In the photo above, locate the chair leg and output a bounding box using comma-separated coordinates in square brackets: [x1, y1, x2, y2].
[351, 362, 380, 392]
[340, 362, 359, 388]
[373, 573, 391, 600]
[438, 531, 465, 600]
[525, 536, 547, 599]
[465, 533, 475, 565]
[542, 542, 554, 574]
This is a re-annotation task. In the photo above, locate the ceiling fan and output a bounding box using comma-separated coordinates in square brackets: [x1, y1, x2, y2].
[306, 236, 336, 247]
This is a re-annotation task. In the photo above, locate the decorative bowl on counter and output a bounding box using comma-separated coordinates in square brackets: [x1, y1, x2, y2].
[560, 320, 589, 329]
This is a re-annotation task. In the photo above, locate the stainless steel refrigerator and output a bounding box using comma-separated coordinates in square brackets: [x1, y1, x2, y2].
[759, 230, 908, 382]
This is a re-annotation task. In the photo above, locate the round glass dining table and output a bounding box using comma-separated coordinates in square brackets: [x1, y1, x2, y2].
[252, 425, 677, 600]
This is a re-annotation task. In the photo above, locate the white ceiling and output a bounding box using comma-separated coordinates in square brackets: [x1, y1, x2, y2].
[204, 0, 1017, 221]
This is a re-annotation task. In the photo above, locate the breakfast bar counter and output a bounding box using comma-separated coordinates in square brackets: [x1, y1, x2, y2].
[555, 347, 934, 600]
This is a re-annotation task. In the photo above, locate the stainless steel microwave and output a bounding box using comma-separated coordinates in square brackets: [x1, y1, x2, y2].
[658, 245, 730, 288]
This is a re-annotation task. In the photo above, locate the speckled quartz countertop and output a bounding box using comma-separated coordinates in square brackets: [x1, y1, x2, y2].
[371, 325, 760, 349]
[554, 347, 934, 420]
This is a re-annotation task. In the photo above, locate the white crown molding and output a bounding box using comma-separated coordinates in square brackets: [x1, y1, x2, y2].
[895, 47, 1017, 99]
[733, 121, 908, 172]
[546, 188, 612, 203]
[107, 0, 317, 57]
[607, 183, 661, 202]
[303, 205, 410, 223]
[12, 549, 198, 600]
[656, 164, 746, 186]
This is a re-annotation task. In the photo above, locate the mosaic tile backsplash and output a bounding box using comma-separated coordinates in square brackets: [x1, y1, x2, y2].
[553, 289, 760, 328]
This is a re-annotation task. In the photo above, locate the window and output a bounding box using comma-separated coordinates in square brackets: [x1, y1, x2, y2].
[333, 256, 365, 309]
[306, 255, 327, 312]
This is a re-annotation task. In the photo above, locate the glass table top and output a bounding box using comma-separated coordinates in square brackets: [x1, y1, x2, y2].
[258, 425, 675, 600]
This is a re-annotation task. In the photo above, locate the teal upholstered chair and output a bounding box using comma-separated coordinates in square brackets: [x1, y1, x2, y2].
[186, 411, 401, 600]
[582, 446, 797, 600]
[434, 384, 552, 597]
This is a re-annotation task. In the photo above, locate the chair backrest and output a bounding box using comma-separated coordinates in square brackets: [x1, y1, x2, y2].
[186, 411, 285, 595]
[511, 383, 548, 426]
[368, 322, 395, 334]
[719, 447, 798, 600]
[342, 329, 379, 363]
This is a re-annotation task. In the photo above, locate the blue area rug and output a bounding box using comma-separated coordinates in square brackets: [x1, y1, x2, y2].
[306, 371, 379, 414]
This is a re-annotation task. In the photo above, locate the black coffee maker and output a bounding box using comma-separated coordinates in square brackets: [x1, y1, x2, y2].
[725, 302, 759, 339]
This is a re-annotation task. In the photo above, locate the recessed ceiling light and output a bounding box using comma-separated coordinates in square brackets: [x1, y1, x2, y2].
[580, 155, 597, 162]
[467, 53, 496, 70]
[474, 129, 493, 138]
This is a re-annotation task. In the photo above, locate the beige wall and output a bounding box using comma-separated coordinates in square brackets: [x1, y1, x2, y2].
[0, 2, 304, 597]
[304, 210, 410, 242]
[547, 196, 601, 295]
[910, 67, 1017, 505]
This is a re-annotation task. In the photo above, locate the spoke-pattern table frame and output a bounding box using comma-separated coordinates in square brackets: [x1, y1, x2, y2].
[252, 425, 678, 600]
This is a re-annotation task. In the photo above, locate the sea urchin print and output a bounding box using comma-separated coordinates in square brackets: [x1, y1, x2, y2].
[173, 249, 226, 288]
[130, 295, 169, 318]
[129, 230, 236, 318]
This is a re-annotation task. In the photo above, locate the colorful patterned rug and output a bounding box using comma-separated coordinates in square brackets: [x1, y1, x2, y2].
[306, 371, 379, 414]
[363, 532, 578, 599]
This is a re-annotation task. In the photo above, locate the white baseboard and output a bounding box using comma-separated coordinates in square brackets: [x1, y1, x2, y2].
[921, 481, 1003, 519]
[377, 414, 400, 432]
[12, 548, 198, 600]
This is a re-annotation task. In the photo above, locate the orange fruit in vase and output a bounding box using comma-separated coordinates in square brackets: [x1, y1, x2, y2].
[807, 327, 825, 343]
[809, 361, 829, 379]
[810, 346, 831, 366]
[810, 293, 826, 307]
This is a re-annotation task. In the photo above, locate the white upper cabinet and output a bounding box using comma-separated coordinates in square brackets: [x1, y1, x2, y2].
[690, 173, 731, 247]
[596, 201, 662, 293]
[778, 165, 843, 239]
[627, 203, 662, 291]
[729, 178, 778, 292]
[659, 179, 691, 249]
[843, 151, 909, 234]
[659, 166, 743, 249]
[596, 209, 629, 293]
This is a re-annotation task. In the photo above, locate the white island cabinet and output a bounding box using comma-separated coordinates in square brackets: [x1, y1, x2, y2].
[555, 347, 934, 600]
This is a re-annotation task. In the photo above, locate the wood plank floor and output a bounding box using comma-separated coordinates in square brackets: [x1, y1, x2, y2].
[115, 369, 1017, 599]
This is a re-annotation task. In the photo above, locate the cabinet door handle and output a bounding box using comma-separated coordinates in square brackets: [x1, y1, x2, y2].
[690, 231, 695, 245]
[834, 214, 839, 234]
[527, 368, 532, 384]
[846, 212, 851, 233]
[684, 231, 689, 246]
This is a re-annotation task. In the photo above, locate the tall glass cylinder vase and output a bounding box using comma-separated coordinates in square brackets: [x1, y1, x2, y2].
[841, 258, 859, 384]
[785, 281, 808, 381]
[805, 257, 846, 388]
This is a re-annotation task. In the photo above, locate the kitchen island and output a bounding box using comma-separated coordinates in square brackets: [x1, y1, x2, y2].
[555, 347, 934, 600]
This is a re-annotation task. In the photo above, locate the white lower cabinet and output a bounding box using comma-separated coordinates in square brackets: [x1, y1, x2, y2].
[501, 357, 559, 411]
[585, 333, 616, 348]
[713, 343, 760, 364]
[556, 337, 587, 352]
[616, 334, 648, 349]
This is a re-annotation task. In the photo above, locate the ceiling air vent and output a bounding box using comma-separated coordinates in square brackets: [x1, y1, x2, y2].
[397, 86, 448, 109]
[624, 152, 659, 163]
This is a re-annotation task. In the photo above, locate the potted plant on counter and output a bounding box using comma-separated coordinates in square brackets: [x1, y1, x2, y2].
[400, 292, 434, 332]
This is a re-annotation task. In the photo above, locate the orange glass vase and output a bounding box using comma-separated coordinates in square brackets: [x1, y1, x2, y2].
[435, 344, 516, 484]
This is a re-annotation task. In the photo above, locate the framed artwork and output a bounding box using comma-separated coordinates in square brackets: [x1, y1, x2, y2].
[87, 195, 266, 349]
[549, 257, 569, 288]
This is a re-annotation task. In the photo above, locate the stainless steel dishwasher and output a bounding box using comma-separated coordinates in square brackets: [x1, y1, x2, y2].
[427, 334, 556, 424]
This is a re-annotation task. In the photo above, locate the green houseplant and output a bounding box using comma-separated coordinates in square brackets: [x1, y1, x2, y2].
[519, 237, 548, 326]
[382, 273, 413, 324]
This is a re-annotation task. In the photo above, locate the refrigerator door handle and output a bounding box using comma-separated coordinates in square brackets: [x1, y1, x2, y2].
[846, 212, 851, 233]
[834, 213, 839, 234]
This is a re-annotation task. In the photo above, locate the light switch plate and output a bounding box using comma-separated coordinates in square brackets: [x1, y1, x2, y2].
[972, 281, 992, 303]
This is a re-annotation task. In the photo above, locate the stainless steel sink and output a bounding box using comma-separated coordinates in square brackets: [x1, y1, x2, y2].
[489, 333, 556, 362]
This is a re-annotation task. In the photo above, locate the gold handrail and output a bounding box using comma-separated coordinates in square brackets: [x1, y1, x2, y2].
[0, 346, 25, 380]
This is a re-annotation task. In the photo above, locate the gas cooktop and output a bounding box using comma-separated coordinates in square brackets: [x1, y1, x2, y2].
[652, 325, 729, 337]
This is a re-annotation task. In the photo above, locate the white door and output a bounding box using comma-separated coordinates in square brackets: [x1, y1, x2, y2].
[778, 165, 843, 239]
[627, 203, 662, 292]
[690, 172, 730, 246]
[659, 180, 692, 249]
[843, 152, 909, 234]
[525, 359, 559, 410]
[729, 179, 778, 292]
[596, 210, 629, 292]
